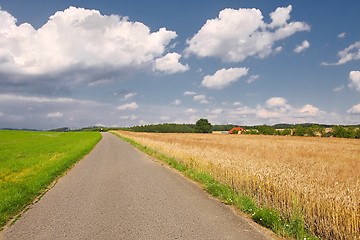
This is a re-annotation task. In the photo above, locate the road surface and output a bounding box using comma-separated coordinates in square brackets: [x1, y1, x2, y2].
[1, 133, 273, 240]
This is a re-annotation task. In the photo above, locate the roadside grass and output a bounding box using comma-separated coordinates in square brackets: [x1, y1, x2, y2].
[114, 132, 318, 240]
[0, 130, 101, 229]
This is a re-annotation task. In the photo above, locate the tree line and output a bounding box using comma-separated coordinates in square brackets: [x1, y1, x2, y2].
[46, 120, 360, 139]
[243, 124, 360, 139]
[128, 122, 360, 139]
[130, 119, 212, 133]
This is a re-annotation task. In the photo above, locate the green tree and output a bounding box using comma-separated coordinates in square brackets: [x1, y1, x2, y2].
[332, 126, 355, 138]
[355, 128, 360, 139]
[306, 124, 325, 137]
[245, 129, 259, 135]
[275, 129, 292, 136]
[256, 125, 275, 135]
[282, 129, 292, 136]
[293, 125, 306, 136]
[195, 118, 212, 133]
[306, 127, 316, 136]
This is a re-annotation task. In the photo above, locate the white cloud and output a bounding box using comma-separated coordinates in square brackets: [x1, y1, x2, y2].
[268, 5, 292, 28]
[183, 91, 197, 96]
[294, 40, 310, 53]
[0, 7, 178, 85]
[266, 97, 287, 107]
[202, 67, 249, 89]
[337, 32, 346, 39]
[246, 75, 259, 84]
[348, 71, 360, 91]
[185, 5, 310, 62]
[171, 99, 182, 106]
[347, 103, 360, 114]
[256, 108, 282, 119]
[154, 52, 189, 74]
[229, 97, 325, 123]
[299, 104, 319, 116]
[322, 41, 360, 66]
[193, 94, 210, 104]
[117, 102, 139, 111]
[274, 46, 283, 53]
[123, 92, 137, 100]
[46, 112, 64, 118]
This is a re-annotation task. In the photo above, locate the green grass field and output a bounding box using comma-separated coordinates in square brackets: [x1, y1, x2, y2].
[0, 130, 101, 228]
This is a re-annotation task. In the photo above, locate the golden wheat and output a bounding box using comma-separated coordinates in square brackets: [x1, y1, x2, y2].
[115, 131, 360, 239]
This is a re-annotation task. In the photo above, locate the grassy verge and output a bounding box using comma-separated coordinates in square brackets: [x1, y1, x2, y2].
[0, 130, 102, 229]
[114, 132, 318, 240]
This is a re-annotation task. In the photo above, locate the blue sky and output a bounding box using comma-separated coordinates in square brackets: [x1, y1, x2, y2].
[0, 0, 359, 129]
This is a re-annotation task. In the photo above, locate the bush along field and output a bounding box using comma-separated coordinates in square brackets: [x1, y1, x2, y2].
[113, 131, 360, 240]
[0, 130, 101, 229]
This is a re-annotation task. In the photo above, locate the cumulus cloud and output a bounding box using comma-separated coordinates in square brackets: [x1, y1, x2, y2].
[193, 94, 210, 104]
[347, 103, 360, 114]
[0, 7, 178, 94]
[154, 52, 189, 74]
[299, 104, 319, 116]
[228, 97, 325, 123]
[294, 40, 310, 53]
[256, 108, 283, 119]
[348, 71, 360, 91]
[117, 102, 139, 110]
[266, 97, 287, 107]
[202, 67, 249, 89]
[268, 5, 292, 28]
[185, 5, 310, 62]
[322, 41, 360, 66]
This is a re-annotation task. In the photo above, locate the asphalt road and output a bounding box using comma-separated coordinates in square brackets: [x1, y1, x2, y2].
[1, 133, 273, 240]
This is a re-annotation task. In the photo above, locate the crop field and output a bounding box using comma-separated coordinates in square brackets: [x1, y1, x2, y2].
[0, 130, 101, 228]
[115, 131, 360, 239]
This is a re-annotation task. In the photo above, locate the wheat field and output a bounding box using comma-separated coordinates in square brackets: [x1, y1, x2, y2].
[115, 131, 360, 239]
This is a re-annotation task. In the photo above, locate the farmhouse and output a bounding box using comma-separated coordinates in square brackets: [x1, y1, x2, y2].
[228, 127, 245, 134]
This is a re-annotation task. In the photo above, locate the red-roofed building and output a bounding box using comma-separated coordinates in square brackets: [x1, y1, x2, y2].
[228, 127, 245, 134]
